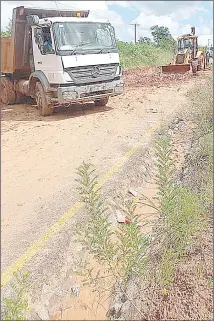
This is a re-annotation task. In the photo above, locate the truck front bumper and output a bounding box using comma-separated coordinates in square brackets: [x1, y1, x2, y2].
[56, 79, 124, 104]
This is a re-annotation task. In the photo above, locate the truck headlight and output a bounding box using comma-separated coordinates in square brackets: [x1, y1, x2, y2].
[62, 91, 78, 100]
[116, 65, 122, 76]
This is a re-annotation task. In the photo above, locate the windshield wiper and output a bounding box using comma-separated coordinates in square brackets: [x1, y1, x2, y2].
[97, 47, 114, 53]
[71, 42, 93, 54]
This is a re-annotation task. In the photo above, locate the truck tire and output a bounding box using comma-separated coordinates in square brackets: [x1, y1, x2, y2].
[35, 82, 53, 116]
[16, 92, 25, 104]
[197, 55, 205, 71]
[191, 60, 197, 74]
[94, 97, 109, 107]
[1, 77, 16, 105]
[16, 93, 34, 104]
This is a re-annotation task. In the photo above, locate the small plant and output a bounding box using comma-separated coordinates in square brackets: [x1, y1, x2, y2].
[76, 162, 117, 266]
[75, 162, 149, 293]
[2, 272, 30, 321]
[147, 134, 208, 288]
[154, 134, 177, 217]
[116, 200, 149, 285]
[157, 247, 178, 288]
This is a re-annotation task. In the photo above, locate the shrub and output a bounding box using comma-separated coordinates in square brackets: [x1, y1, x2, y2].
[117, 41, 174, 68]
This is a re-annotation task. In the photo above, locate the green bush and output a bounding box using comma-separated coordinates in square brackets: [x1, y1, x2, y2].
[150, 134, 209, 289]
[117, 41, 174, 68]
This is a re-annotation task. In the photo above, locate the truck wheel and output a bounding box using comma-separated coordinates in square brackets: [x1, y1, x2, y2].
[191, 60, 197, 74]
[1, 77, 16, 105]
[202, 55, 206, 70]
[94, 97, 109, 107]
[197, 58, 201, 71]
[16, 93, 34, 104]
[197, 55, 206, 71]
[16, 92, 25, 104]
[35, 82, 53, 116]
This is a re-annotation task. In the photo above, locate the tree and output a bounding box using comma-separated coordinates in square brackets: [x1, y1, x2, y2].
[1, 19, 12, 37]
[150, 25, 176, 50]
[151, 25, 171, 45]
[138, 36, 152, 45]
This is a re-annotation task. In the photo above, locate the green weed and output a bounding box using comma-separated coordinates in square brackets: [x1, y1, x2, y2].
[2, 272, 30, 321]
[75, 162, 149, 291]
[152, 134, 208, 288]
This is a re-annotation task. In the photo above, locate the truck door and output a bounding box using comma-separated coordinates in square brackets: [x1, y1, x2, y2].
[32, 26, 62, 83]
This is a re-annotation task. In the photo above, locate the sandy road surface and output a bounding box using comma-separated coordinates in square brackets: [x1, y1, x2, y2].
[1, 69, 210, 293]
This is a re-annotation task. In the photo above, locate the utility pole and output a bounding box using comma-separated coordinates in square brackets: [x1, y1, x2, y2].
[130, 23, 140, 44]
[208, 38, 211, 49]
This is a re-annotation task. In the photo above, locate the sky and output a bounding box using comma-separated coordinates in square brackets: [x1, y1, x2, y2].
[1, 1, 213, 46]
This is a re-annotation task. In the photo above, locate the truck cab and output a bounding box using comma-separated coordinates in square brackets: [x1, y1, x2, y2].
[1, 6, 123, 116]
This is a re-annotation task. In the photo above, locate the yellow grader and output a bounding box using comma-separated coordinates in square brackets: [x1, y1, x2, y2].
[162, 27, 206, 74]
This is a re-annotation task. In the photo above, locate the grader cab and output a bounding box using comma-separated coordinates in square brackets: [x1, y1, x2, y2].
[162, 27, 206, 74]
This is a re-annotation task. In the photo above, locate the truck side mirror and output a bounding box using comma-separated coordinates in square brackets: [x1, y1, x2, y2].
[26, 15, 40, 26]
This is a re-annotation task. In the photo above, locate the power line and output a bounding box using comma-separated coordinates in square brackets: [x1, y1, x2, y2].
[130, 23, 140, 44]
[54, 1, 62, 16]
[55, 1, 78, 11]
[53, 2, 106, 20]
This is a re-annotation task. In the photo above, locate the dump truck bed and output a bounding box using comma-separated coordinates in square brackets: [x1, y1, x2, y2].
[1, 37, 14, 73]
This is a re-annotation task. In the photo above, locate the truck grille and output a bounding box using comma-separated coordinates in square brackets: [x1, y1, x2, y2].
[65, 64, 118, 84]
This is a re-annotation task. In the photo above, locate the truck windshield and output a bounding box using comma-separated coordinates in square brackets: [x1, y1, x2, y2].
[178, 39, 193, 50]
[52, 22, 117, 54]
[183, 39, 192, 48]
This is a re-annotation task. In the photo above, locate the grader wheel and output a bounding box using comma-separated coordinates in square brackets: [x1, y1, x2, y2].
[197, 55, 205, 71]
[0, 77, 16, 105]
[191, 60, 198, 74]
[202, 55, 206, 70]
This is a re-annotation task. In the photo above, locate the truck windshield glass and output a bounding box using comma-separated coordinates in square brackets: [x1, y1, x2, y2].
[53, 22, 117, 54]
[178, 39, 193, 50]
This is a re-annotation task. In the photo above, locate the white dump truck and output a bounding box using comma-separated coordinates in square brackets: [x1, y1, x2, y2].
[1, 6, 123, 115]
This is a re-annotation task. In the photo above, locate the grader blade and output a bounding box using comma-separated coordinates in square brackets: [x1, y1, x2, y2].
[161, 64, 190, 73]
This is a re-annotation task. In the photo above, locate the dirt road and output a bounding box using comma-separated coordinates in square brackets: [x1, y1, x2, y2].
[1, 69, 210, 297]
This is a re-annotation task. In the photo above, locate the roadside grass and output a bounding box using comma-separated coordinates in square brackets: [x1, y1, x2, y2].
[75, 77, 213, 318]
[2, 272, 30, 321]
[118, 41, 174, 68]
[151, 134, 208, 291]
[184, 77, 213, 206]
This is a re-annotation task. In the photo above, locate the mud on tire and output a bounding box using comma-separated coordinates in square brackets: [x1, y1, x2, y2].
[35, 82, 53, 116]
[0, 77, 16, 105]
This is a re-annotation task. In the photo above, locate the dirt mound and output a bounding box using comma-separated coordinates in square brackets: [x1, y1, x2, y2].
[123, 66, 192, 88]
